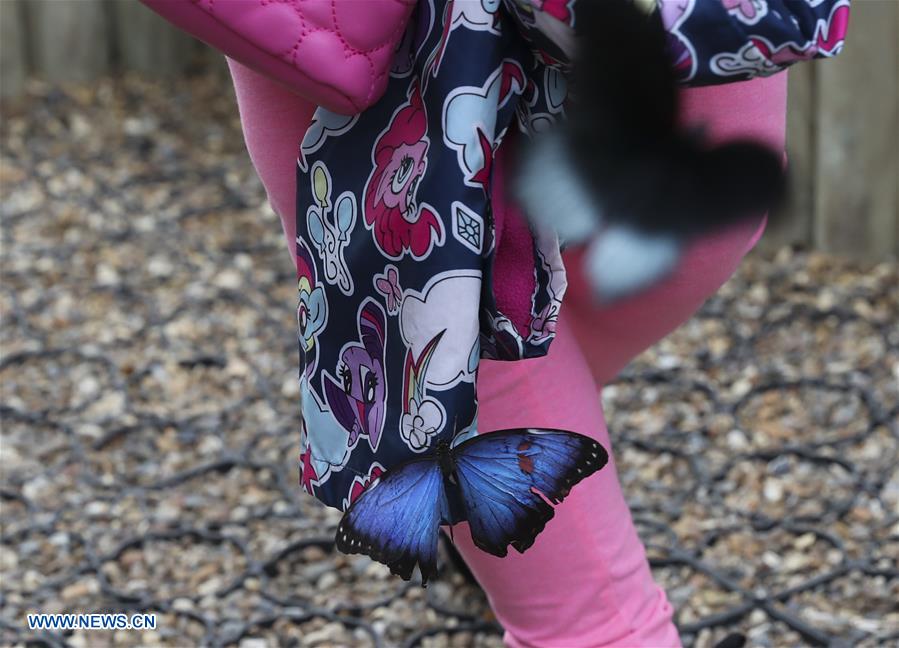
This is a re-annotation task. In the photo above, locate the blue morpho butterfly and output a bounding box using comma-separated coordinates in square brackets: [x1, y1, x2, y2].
[335, 428, 608, 584]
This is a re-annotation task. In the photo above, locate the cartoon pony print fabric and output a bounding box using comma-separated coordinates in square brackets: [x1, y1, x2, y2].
[322, 299, 388, 452]
[295, 0, 850, 515]
[657, 0, 850, 82]
[296, 0, 567, 516]
[505, 0, 849, 84]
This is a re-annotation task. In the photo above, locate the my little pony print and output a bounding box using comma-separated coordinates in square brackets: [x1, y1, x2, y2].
[306, 161, 356, 295]
[293, 0, 848, 518]
[298, 381, 351, 494]
[442, 60, 528, 191]
[363, 82, 444, 260]
[296, 238, 327, 379]
[711, 1, 849, 77]
[322, 299, 388, 452]
[400, 331, 447, 452]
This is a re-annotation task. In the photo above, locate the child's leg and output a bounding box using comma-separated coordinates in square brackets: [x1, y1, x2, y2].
[227, 59, 317, 270]
[453, 74, 788, 646]
[455, 315, 682, 647]
[460, 219, 769, 647]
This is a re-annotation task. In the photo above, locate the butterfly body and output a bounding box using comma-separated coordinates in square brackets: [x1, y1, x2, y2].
[335, 428, 608, 584]
[434, 439, 456, 481]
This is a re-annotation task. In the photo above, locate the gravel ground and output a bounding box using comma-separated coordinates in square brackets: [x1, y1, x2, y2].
[1, 74, 897, 648]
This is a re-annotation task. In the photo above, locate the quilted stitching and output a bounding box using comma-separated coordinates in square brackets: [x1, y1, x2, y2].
[194, 0, 416, 111]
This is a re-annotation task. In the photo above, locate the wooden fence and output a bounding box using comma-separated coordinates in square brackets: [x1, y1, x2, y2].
[1, 0, 896, 260]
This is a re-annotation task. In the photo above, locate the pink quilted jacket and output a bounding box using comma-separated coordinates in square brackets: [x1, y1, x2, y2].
[141, 0, 416, 114]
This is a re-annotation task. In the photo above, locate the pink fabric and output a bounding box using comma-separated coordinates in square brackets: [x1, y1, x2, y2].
[455, 75, 785, 647]
[491, 134, 538, 334]
[144, 0, 415, 114]
[228, 59, 316, 270]
[227, 57, 787, 646]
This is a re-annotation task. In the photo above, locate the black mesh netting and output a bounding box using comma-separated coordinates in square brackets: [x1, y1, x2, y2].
[1, 75, 896, 647]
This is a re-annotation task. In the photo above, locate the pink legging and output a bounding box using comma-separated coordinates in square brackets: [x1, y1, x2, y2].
[227, 59, 787, 647]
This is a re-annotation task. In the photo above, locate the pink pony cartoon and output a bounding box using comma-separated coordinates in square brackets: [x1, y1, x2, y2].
[363, 81, 444, 260]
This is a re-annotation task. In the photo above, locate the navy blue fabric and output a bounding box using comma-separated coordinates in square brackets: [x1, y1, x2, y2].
[296, 0, 567, 514]
[503, 0, 850, 85]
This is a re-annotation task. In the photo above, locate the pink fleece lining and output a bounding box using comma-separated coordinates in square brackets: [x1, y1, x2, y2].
[491, 131, 537, 335]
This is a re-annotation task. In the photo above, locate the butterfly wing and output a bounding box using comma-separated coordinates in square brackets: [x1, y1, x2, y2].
[516, 0, 785, 303]
[569, 0, 678, 150]
[567, 0, 786, 237]
[451, 428, 608, 557]
[335, 457, 449, 584]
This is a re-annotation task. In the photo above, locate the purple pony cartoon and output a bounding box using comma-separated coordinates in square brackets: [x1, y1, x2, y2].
[323, 299, 388, 452]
